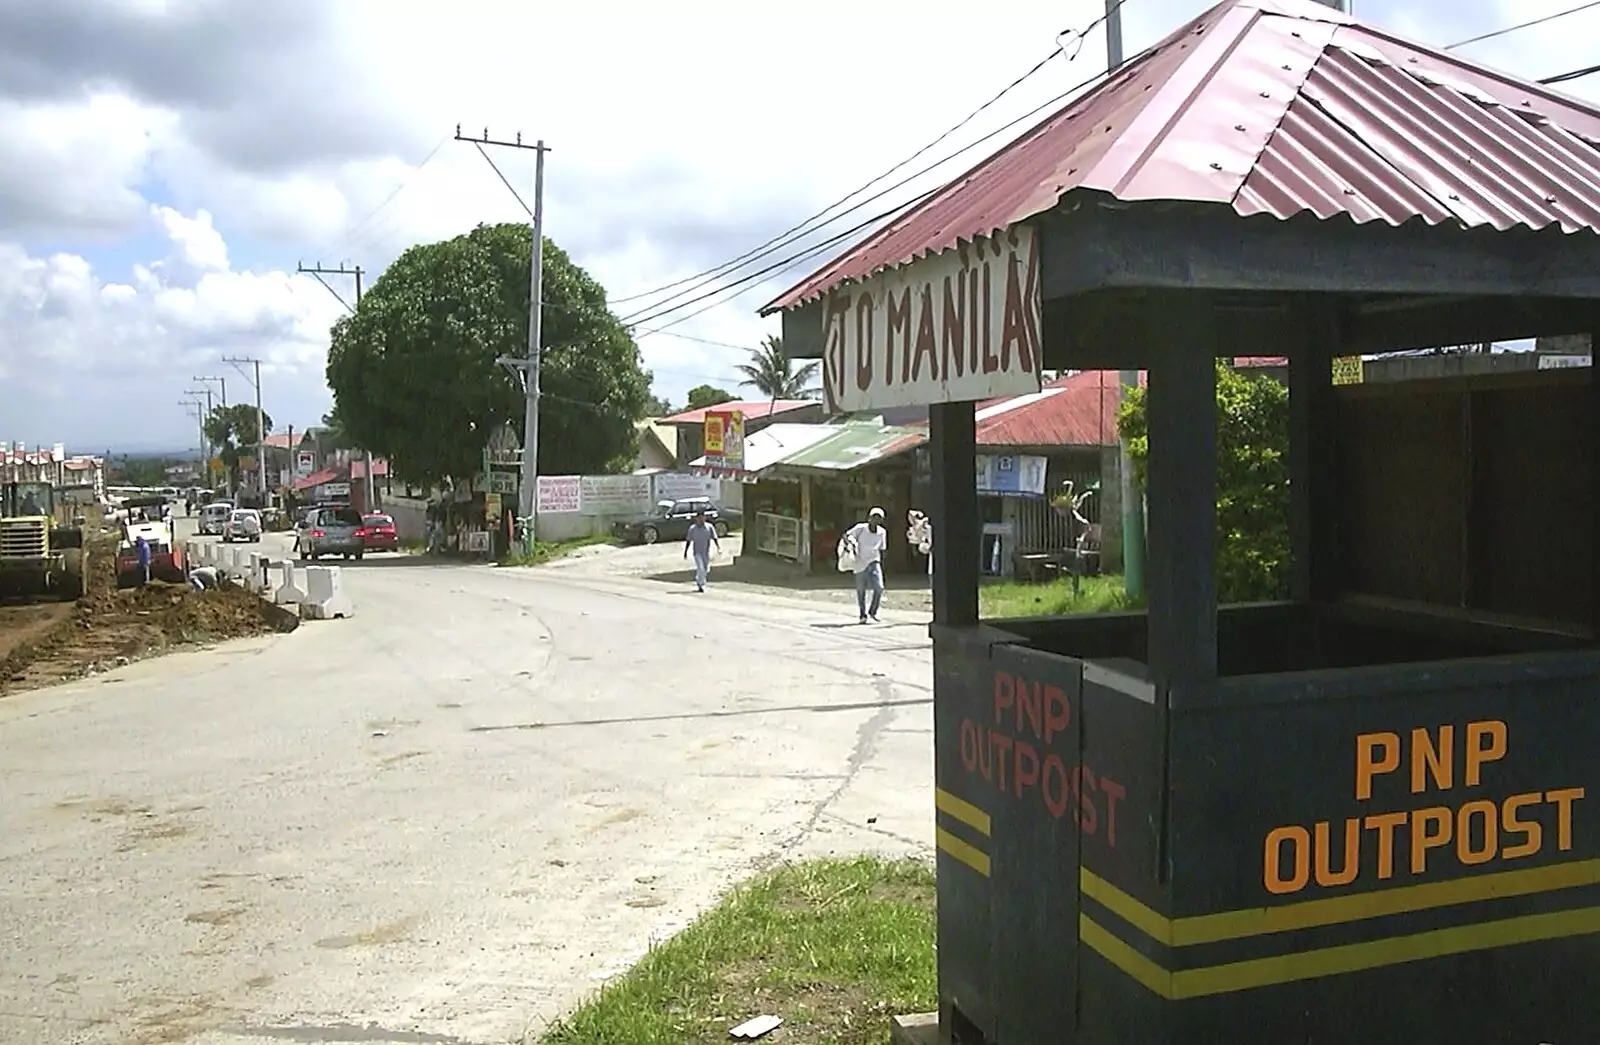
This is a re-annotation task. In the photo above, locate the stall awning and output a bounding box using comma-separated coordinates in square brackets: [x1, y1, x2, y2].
[688, 423, 836, 483]
[768, 422, 926, 474]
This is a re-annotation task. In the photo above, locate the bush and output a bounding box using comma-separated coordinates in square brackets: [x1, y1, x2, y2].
[1116, 362, 1290, 603]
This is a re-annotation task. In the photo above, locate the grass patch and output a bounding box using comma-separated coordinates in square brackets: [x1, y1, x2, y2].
[543, 857, 936, 1045]
[499, 534, 615, 567]
[979, 572, 1137, 619]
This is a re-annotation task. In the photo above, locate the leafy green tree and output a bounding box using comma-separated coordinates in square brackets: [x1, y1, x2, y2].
[644, 393, 674, 416]
[735, 335, 818, 399]
[685, 384, 736, 410]
[1117, 362, 1290, 603]
[325, 223, 653, 485]
[203, 403, 274, 490]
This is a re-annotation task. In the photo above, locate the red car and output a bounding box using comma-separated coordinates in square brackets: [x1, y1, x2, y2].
[359, 513, 399, 552]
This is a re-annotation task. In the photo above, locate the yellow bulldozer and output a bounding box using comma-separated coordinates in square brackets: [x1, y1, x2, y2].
[0, 481, 87, 601]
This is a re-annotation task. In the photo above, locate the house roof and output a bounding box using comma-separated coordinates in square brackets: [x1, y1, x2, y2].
[349, 458, 389, 480]
[763, 0, 1600, 313]
[770, 422, 926, 473]
[264, 433, 296, 449]
[293, 466, 344, 492]
[969, 371, 1126, 448]
[636, 420, 679, 457]
[658, 400, 817, 426]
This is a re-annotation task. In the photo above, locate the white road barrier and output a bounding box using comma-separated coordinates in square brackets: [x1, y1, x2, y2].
[271, 561, 306, 606]
[248, 552, 266, 592]
[302, 566, 353, 620]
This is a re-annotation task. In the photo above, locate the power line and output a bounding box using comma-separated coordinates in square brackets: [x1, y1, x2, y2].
[609, 5, 1128, 314]
[1445, 0, 1600, 49]
[620, 59, 1117, 331]
[1540, 60, 1600, 84]
[310, 134, 449, 263]
[472, 142, 533, 216]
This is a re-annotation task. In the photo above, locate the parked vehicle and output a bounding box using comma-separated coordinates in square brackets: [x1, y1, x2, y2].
[612, 498, 740, 545]
[222, 508, 263, 543]
[295, 505, 366, 561]
[198, 501, 234, 536]
[360, 513, 399, 552]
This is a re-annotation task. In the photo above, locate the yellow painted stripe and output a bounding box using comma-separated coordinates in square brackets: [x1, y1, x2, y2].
[936, 827, 991, 877]
[935, 788, 992, 837]
[1081, 905, 1600, 999]
[1081, 857, 1600, 947]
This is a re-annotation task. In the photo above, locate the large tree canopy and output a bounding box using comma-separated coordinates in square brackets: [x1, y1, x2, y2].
[685, 384, 736, 410]
[326, 223, 653, 485]
[203, 403, 274, 489]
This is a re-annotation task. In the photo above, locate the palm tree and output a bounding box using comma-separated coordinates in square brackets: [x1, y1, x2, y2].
[735, 335, 819, 399]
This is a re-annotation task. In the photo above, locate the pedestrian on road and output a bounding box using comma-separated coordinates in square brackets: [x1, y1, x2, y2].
[684, 511, 721, 593]
[134, 535, 152, 587]
[840, 506, 888, 623]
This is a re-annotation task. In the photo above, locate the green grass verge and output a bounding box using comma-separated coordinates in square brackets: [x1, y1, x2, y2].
[542, 857, 936, 1045]
[979, 572, 1137, 619]
[499, 534, 616, 567]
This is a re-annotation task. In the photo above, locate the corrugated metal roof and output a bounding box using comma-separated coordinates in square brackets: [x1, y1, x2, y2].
[771, 423, 927, 472]
[764, 0, 1600, 314]
[974, 370, 1124, 447]
[657, 400, 818, 426]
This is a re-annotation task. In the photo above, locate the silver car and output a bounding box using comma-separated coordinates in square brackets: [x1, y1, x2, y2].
[296, 506, 366, 561]
[222, 508, 262, 543]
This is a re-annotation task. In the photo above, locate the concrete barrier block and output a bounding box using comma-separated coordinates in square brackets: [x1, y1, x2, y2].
[272, 561, 306, 605]
[247, 552, 266, 592]
[302, 565, 353, 620]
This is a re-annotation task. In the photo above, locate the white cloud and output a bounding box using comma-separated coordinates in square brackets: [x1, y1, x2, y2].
[2, 0, 1599, 450]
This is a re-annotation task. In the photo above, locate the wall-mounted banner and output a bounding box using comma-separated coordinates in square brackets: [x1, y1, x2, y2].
[579, 474, 653, 517]
[535, 475, 581, 514]
[819, 225, 1043, 413]
[703, 410, 746, 471]
[977, 454, 1048, 497]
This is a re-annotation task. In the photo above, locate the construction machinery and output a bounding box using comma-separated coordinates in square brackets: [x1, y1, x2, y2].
[0, 481, 86, 601]
[115, 495, 185, 588]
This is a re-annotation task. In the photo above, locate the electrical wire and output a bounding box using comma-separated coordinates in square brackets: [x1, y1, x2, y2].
[1445, 0, 1600, 50]
[621, 59, 1117, 331]
[309, 134, 449, 263]
[609, 2, 1130, 314]
[473, 142, 533, 217]
[1539, 61, 1600, 84]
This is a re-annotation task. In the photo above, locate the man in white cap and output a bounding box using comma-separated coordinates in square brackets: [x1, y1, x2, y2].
[840, 506, 889, 623]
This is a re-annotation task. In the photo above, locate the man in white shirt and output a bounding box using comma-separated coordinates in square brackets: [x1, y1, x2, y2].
[841, 506, 889, 623]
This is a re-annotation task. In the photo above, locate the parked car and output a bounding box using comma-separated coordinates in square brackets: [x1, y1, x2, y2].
[222, 508, 263, 543]
[360, 513, 399, 552]
[295, 505, 367, 561]
[613, 498, 741, 545]
[198, 501, 233, 536]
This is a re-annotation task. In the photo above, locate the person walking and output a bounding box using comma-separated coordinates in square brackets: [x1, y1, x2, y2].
[840, 506, 889, 623]
[134, 534, 152, 587]
[683, 511, 721, 593]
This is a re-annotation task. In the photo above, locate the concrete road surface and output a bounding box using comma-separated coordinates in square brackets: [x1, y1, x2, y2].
[0, 537, 934, 1045]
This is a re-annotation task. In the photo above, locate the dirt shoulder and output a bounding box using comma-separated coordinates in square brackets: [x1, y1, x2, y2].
[0, 537, 290, 697]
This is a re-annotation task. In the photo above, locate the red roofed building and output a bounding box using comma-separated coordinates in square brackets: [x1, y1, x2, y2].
[656, 399, 825, 470]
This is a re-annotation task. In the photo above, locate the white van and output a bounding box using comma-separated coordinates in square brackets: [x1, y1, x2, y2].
[199, 501, 234, 536]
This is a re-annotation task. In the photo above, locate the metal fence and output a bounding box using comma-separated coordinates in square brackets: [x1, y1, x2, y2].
[1011, 470, 1101, 553]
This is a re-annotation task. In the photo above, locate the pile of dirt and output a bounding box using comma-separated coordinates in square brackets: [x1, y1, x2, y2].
[0, 537, 281, 696]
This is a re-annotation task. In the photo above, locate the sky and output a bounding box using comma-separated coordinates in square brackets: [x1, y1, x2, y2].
[3, 0, 1599, 454]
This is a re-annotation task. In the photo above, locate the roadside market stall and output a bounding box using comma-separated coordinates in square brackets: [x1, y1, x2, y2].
[763, 1, 1600, 1042]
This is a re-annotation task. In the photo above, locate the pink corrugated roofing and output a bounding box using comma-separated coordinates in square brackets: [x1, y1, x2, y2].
[763, 0, 1600, 314]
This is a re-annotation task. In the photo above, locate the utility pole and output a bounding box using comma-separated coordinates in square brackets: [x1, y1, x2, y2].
[193, 375, 227, 488]
[180, 395, 207, 476]
[456, 125, 549, 551]
[222, 357, 265, 501]
[298, 262, 376, 510]
[1105, 0, 1145, 601]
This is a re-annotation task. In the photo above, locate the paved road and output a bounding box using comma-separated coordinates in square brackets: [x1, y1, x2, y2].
[0, 532, 934, 1045]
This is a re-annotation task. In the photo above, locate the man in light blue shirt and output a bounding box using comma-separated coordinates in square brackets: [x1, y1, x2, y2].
[684, 511, 721, 593]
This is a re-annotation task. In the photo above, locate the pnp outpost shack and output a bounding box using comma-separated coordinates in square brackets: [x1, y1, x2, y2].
[764, 1, 1600, 1042]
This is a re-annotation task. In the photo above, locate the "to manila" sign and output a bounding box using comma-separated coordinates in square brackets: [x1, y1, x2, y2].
[819, 225, 1043, 413]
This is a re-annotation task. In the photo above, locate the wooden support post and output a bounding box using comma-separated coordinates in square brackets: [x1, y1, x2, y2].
[1289, 299, 1340, 603]
[930, 401, 979, 627]
[1145, 295, 1218, 684]
[1591, 324, 1600, 636]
